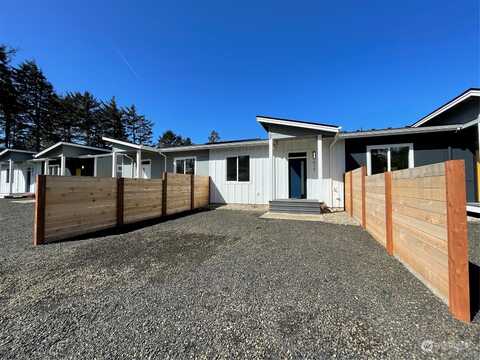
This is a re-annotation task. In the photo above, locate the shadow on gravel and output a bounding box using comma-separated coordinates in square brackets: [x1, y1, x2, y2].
[45, 208, 213, 246]
[470, 262, 480, 320]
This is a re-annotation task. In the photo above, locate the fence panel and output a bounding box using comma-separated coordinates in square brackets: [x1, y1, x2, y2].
[193, 175, 210, 209]
[365, 173, 386, 247]
[166, 173, 191, 215]
[124, 178, 163, 224]
[43, 177, 117, 242]
[344, 172, 352, 215]
[343, 161, 470, 322]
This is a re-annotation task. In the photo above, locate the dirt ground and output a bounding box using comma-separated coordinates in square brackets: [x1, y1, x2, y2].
[0, 199, 479, 359]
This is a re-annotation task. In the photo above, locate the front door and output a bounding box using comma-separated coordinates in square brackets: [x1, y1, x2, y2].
[288, 157, 307, 199]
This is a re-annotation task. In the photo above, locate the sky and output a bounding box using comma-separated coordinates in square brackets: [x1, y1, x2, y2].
[1, 0, 478, 143]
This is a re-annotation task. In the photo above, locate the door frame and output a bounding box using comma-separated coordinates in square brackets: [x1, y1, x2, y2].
[288, 152, 307, 199]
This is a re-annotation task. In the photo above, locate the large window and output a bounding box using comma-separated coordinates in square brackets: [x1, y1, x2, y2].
[226, 155, 250, 182]
[175, 157, 195, 175]
[48, 165, 60, 176]
[367, 144, 413, 175]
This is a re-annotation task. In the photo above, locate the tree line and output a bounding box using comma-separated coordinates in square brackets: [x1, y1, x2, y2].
[0, 44, 222, 153]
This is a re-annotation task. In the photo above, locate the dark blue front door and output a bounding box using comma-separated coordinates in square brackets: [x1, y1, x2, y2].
[289, 158, 307, 199]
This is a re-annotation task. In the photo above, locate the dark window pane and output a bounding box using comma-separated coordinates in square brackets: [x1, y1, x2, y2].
[371, 148, 388, 175]
[288, 152, 307, 158]
[5, 168, 9, 183]
[390, 146, 409, 171]
[176, 160, 185, 174]
[238, 156, 250, 182]
[226, 157, 237, 181]
[185, 159, 195, 174]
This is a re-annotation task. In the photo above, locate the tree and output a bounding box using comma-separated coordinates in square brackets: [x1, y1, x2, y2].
[13, 60, 56, 151]
[100, 96, 126, 142]
[123, 104, 153, 145]
[208, 130, 220, 143]
[157, 130, 192, 148]
[0, 45, 20, 148]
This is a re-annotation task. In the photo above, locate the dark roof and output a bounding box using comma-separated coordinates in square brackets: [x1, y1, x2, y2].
[256, 115, 340, 128]
[203, 138, 266, 145]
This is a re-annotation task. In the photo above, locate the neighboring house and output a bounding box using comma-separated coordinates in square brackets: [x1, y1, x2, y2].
[33, 142, 112, 177]
[0, 149, 39, 197]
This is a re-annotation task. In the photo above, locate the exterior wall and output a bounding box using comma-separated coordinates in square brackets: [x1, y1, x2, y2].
[164, 150, 210, 176]
[96, 156, 113, 177]
[209, 145, 270, 204]
[0, 161, 40, 194]
[272, 137, 345, 207]
[345, 128, 478, 202]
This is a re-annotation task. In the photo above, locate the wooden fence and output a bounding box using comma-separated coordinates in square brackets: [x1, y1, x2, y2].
[344, 160, 470, 322]
[34, 173, 210, 245]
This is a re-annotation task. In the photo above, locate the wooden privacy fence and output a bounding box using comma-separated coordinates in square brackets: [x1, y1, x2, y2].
[34, 173, 210, 245]
[344, 160, 470, 322]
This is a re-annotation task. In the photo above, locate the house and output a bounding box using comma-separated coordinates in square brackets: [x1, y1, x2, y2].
[0, 149, 39, 197]
[33, 142, 112, 177]
[152, 88, 480, 214]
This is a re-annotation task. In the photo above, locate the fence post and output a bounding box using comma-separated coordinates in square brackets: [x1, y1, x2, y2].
[384, 172, 393, 256]
[162, 172, 168, 216]
[445, 160, 470, 322]
[190, 174, 195, 210]
[33, 175, 46, 246]
[116, 177, 124, 227]
[361, 166, 366, 228]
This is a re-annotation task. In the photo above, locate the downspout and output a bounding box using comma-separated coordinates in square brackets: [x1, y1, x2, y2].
[329, 129, 341, 208]
[158, 151, 167, 173]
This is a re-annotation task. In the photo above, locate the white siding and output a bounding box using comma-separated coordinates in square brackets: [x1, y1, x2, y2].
[0, 162, 40, 195]
[209, 145, 270, 204]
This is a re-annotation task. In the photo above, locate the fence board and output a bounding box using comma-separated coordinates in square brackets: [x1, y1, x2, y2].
[365, 173, 386, 247]
[166, 173, 191, 215]
[352, 168, 363, 223]
[194, 176, 210, 209]
[123, 179, 163, 224]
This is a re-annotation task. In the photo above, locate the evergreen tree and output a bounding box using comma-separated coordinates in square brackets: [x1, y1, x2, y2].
[66, 91, 103, 146]
[13, 60, 56, 151]
[101, 97, 126, 142]
[123, 104, 153, 145]
[157, 130, 192, 148]
[208, 130, 220, 143]
[0, 45, 20, 148]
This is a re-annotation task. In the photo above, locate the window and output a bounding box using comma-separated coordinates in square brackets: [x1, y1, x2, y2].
[226, 155, 250, 182]
[175, 157, 195, 175]
[48, 165, 60, 176]
[5, 168, 10, 183]
[367, 144, 413, 175]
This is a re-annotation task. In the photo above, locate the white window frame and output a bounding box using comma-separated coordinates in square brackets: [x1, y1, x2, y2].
[48, 164, 60, 176]
[140, 159, 152, 179]
[226, 155, 251, 183]
[174, 156, 196, 175]
[366, 143, 414, 175]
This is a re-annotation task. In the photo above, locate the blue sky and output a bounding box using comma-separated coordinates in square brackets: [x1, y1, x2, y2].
[1, 0, 478, 143]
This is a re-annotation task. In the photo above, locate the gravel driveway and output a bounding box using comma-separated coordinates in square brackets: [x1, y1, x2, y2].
[0, 199, 479, 359]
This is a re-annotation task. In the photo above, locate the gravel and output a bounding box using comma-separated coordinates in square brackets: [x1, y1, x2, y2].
[0, 199, 479, 359]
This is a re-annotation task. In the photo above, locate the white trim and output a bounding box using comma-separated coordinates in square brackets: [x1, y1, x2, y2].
[78, 153, 113, 159]
[60, 155, 66, 176]
[8, 159, 13, 194]
[467, 204, 480, 214]
[317, 135, 323, 179]
[366, 143, 414, 175]
[339, 124, 465, 139]
[112, 152, 117, 178]
[34, 142, 110, 158]
[94, 157, 98, 177]
[160, 139, 269, 153]
[257, 116, 340, 133]
[102, 137, 158, 152]
[269, 138, 274, 200]
[411, 89, 480, 127]
[173, 156, 197, 175]
[225, 155, 251, 184]
[0, 149, 36, 157]
[136, 150, 142, 178]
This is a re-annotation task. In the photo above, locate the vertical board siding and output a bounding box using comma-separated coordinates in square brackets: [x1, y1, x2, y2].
[365, 173, 386, 247]
[391, 163, 449, 303]
[351, 168, 363, 223]
[123, 179, 163, 224]
[166, 173, 192, 215]
[44, 177, 118, 242]
[36, 174, 210, 243]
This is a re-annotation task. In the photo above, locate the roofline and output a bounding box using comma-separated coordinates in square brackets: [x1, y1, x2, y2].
[411, 88, 480, 128]
[102, 137, 158, 152]
[34, 142, 110, 158]
[159, 139, 269, 152]
[339, 121, 478, 139]
[0, 149, 36, 157]
[256, 116, 341, 133]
